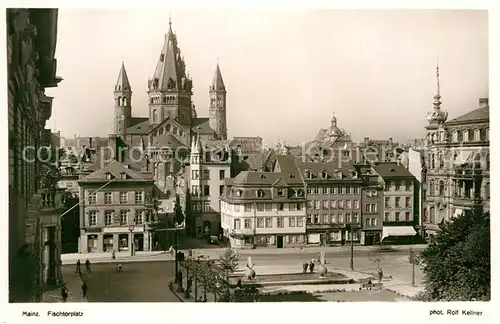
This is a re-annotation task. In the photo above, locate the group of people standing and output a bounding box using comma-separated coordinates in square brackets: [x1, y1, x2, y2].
[302, 259, 316, 274]
[60, 259, 92, 302]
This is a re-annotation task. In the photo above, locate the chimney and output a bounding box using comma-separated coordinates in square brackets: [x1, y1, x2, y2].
[364, 137, 369, 144]
[479, 98, 489, 109]
[89, 137, 93, 148]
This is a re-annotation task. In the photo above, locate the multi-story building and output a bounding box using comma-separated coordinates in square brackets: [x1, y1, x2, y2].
[188, 136, 231, 238]
[220, 168, 307, 249]
[78, 160, 156, 253]
[372, 162, 419, 243]
[294, 160, 363, 245]
[423, 66, 489, 239]
[8, 9, 63, 302]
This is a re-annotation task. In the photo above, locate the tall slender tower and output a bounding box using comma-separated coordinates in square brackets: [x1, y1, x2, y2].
[114, 62, 132, 135]
[147, 18, 193, 127]
[209, 63, 227, 140]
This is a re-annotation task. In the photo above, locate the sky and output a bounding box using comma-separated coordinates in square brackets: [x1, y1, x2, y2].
[46, 9, 488, 145]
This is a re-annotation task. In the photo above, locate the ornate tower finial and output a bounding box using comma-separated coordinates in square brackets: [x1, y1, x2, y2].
[426, 65, 448, 124]
[436, 64, 440, 97]
[331, 111, 337, 127]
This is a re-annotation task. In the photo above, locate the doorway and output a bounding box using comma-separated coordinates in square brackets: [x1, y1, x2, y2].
[277, 235, 284, 248]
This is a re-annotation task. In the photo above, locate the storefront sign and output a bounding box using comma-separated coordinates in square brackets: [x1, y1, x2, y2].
[86, 227, 102, 233]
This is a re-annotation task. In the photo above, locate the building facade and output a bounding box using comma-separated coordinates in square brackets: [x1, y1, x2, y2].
[373, 162, 419, 243]
[78, 161, 156, 253]
[220, 170, 307, 249]
[7, 8, 63, 302]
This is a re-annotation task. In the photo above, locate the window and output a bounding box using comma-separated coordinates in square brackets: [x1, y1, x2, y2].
[265, 218, 273, 228]
[331, 214, 337, 224]
[307, 187, 313, 195]
[135, 192, 143, 204]
[346, 213, 352, 223]
[105, 211, 112, 225]
[219, 170, 225, 180]
[346, 200, 352, 209]
[307, 200, 313, 209]
[307, 215, 312, 224]
[370, 204, 377, 212]
[463, 130, 469, 142]
[353, 187, 360, 194]
[235, 189, 242, 197]
[474, 129, 481, 141]
[277, 217, 284, 228]
[338, 200, 344, 209]
[405, 181, 412, 191]
[244, 219, 252, 229]
[365, 218, 370, 227]
[120, 210, 128, 225]
[322, 215, 329, 224]
[384, 212, 390, 222]
[405, 197, 411, 207]
[339, 187, 345, 194]
[405, 212, 411, 221]
[289, 217, 296, 227]
[323, 200, 329, 209]
[371, 218, 377, 226]
[297, 189, 305, 197]
[244, 204, 252, 212]
[234, 204, 240, 212]
[297, 217, 304, 227]
[88, 211, 97, 226]
[203, 201, 210, 212]
[277, 188, 284, 197]
[106, 173, 113, 180]
[330, 187, 336, 194]
[89, 192, 96, 205]
[353, 200, 359, 209]
[452, 130, 458, 142]
[203, 185, 210, 196]
[395, 197, 401, 208]
[395, 181, 401, 191]
[257, 218, 264, 228]
[330, 200, 337, 209]
[439, 181, 445, 196]
[277, 203, 284, 211]
[256, 190, 265, 198]
[192, 170, 199, 179]
[234, 219, 241, 229]
[203, 170, 210, 180]
[135, 210, 143, 225]
[296, 203, 303, 211]
[104, 192, 112, 204]
[254, 203, 263, 211]
[289, 203, 296, 211]
[385, 197, 391, 208]
[345, 187, 351, 194]
[315, 200, 321, 210]
[338, 214, 344, 223]
[219, 185, 224, 196]
[191, 185, 199, 195]
[120, 192, 127, 203]
[323, 187, 329, 194]
[395, 212, 400, 222]
[313, 187, 319, 194]
[313, 215, 319, 224]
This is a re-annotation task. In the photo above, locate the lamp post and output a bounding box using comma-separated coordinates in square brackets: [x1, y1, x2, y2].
[128, 223, 135, 256]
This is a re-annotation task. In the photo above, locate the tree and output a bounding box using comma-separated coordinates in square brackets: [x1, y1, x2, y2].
[408, 248, 421, 287]
[419, 209, 490, 301]
[217, 247, 239, 280]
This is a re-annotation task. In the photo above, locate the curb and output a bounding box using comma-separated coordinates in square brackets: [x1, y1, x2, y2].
[169, 281, 186, 302]
[62, 257, 176, 266]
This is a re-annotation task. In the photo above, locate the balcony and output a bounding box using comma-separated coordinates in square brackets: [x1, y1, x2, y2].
[452, 168, 482, 179]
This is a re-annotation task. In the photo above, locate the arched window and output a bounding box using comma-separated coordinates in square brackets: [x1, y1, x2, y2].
[452, 130, 458, 142]
[474, 154, 481, 169]
[439, 154, 444, 169]
[439, 131, 444, 142]
[463, 129, 469, 142]
[123, 97, 127, 106]
[439, 180, 445, 196]
[428, 180, 434, 196]
[474, 129, 481, 141]
[118, 97, 122, 106]
[429, 206, 435, 224]
[153, 110, 158, 123]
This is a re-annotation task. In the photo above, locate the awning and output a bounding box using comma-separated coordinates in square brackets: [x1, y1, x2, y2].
[453, 150, 474, 166]
[381, 226, 417, 240]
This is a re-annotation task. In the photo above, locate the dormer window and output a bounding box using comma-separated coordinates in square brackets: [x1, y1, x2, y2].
[321, 171, 328, 179]
[106, 173, 113, 180]
[256, 189, 265, 198]
[235, 189, 242, 197]
[297, 189, 305, 197]
[337, 171, 343, 179]
[260, 174, 266, 179]
[277, 188, 284, 197]
[305, 170, 313, 179]
[120, 172, 127, 179]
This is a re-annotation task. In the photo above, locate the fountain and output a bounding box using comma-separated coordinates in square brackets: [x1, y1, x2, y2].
[244, 256, 256, 280]
[317, 252, 328, 277]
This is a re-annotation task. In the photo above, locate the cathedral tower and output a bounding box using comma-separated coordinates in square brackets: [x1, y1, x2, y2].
[209, 63, 227, 140]
[147, 18, 193, 127]
[114, 62, 132, 135]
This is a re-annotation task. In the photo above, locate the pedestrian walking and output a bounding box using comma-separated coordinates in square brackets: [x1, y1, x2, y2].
[302, 262, 309, 274]
[309, 259, 315, 273]
[61, 284, 68, 303]
[85, 259, 91, 273]
[81, 281, 88, 299]
[378, 268, 384, 283]
[111, 250, 115, 260]
[75, 260, 81, 274]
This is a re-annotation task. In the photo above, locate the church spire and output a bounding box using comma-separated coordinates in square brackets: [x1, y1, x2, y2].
[115, 61, 131, 92]
[426, 65, 448, 125]
[211, 63, 226, 92]
[433, 65, 441, 109]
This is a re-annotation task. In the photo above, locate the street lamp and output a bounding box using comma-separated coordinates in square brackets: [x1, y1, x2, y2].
[128, 223, 135, 256]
